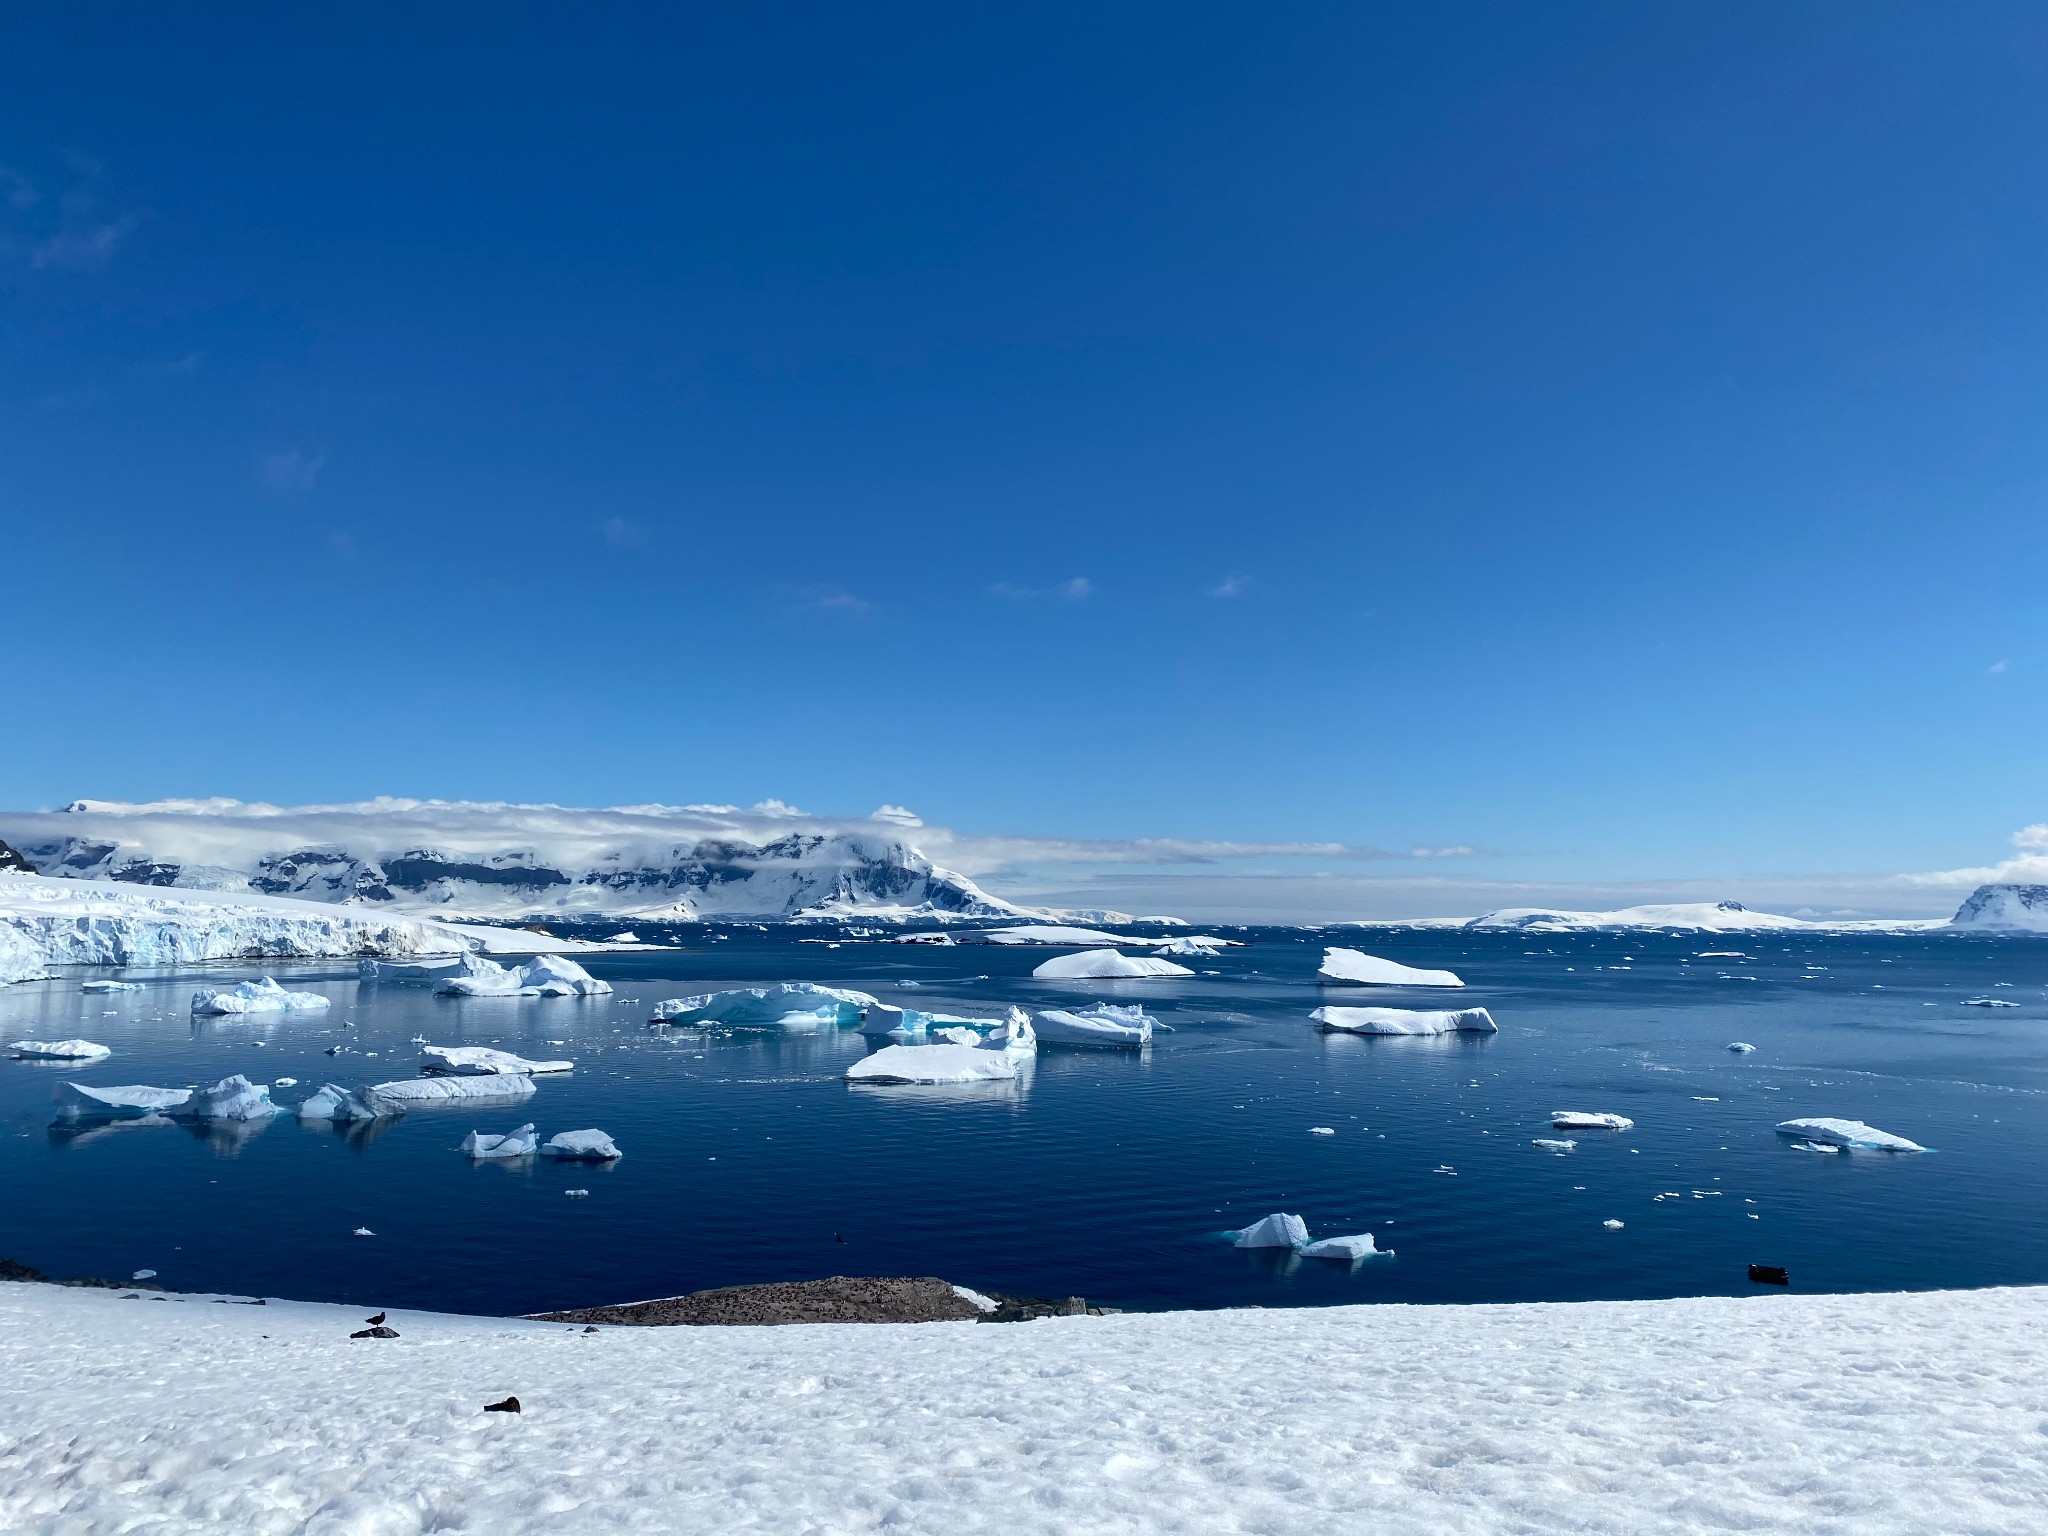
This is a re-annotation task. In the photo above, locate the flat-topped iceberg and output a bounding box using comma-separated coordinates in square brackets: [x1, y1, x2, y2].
[460, 1123, 538, 1159]
[1312, 1005, 1497, 1036]
[53, 1082, 192, 1120]
[1232, 1213, 1308, 1249]
[1552, 1111, 1634, 1131]
[651, 983, 876, 1028]
[366, 1074, 538, 1107]
[1319, 948, 1464, 988]
[542, 1129, 622, 1160]
[296, 1083, 394, 1122]
[10, 1039, 112, 1060]
[359, 956, 464, 982]
[419, 1045, 573, 1076]
[79, 980, 141, 993]
[1776, 1117, 1927, 1152]
[172, 1075, 282, 1122]
[436, 953, 611, 998]
[1032, 950, 1193, 980]
[1035, 1003, 1155, 1047]
[191, 977, 332, 1016]
[1532, 1138, 1577, 1153]
[847, 1043, 1019, 1085]
[1301, 1233, 1381, 1261]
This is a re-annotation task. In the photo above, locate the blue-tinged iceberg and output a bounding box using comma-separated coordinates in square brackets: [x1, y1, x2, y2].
[460, 1123, 538, 1159]
[1231, 1213, 1308, 1249]
[1312, 1005, 1496, 1035]
[53, 1082, 192, 1120]
[435, 953, 611, 997]
[1776, 1117, 1926, 1152]
[191, 977, 332, 1016]
[651, 983, 876, 1028]
[1034, 1003, 1155, 1047]
[10, 1039, 112, 1060]
[171, 1075, 282, 1122]
[541, 1129, 622, 1160]
[365, 1074, 538, 1107]
[297, 1083, 395, 1122]
[420, 1044, 573, 1076]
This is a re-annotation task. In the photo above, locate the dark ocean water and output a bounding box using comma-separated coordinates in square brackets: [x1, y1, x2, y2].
[3, 924, 2045, 1316]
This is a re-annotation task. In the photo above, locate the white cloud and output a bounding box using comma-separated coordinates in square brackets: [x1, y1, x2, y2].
[1989, 659, 2009, 675]
[1207, 575, 1249, 598]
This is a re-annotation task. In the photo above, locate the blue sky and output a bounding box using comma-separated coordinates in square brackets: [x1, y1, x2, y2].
[3, 3, 2044, 917]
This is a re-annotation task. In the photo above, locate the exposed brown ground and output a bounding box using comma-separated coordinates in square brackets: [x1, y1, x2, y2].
[530, 1275, 988, 1326]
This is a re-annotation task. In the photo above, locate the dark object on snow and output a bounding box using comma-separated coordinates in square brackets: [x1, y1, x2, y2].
[583, 1325, 599, 1333]
[531, 1275, 991, 1327]
[0, 840, 33, 875]
[351, 1325, 400, 1339]
[365, 1311, 386, 1325]
[1748, 1264, 1790, 1286]
[484, 1396, 522, 1414]
[981, 1293, 1119, 1323]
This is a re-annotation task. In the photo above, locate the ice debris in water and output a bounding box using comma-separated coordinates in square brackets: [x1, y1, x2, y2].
[1603, 1219, 1625, 1230]
[1552, 1112, 1634, 1131]
[1775, 1117, 1926, 1152]
[1728, 1042, 1757, 1053]
[1033, 1003, 1155, 1047]
[651, 983, 876, 1028]
[420, 1045, 573, 1076]
[1532, 1138, 1577, 1153]
[191, 977, 331, 1016]
[1317, 948, 1464, 988]
[460, 1123, 539, 1159]
[353, 1227, 375, 1237]
[9, 1039, 112, 1060]
[1031, 950, 1193, 980]
[1231, 1213, 1309, 1249]
[1311, 1005, 1496, 1035]
[846, 1043, 1018, 1084]
[1309, 1126, 1337, 1135]
[564, 1188, 589, 1198]
[80, 980, 141, 993]
[435, 953, 611, 998]
[274, 1077, 298, 1087]
[1963, 997, 2019, 1007]
[541, 1129, 622, 1160]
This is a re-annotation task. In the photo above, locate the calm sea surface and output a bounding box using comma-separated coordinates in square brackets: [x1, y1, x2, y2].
[3, 925, 2045, 1316]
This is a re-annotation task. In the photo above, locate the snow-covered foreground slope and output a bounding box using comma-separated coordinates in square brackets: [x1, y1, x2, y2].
[3, 1282, 2043, 1535]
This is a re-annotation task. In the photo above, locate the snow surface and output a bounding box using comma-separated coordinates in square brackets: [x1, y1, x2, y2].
[651, 983, 877, 1028]
[1311, 1005, 1497, 1036]
[1034, 1003, 1155, 1047]
[1031, 949, 1194, 980]
[1462, 900, 1947, 934]
[1776, 1117, 1928, 1153]
[190, 976, 332, 1015]
[3, 1280, 2046, 1535]
[421, 1045, 574, 1076]
[846, 1043, 1020, 1085]
[1318, 948, 1465, 988]
[7, 1038, 111, 1060]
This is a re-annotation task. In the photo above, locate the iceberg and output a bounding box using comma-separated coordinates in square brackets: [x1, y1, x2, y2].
[1728, 1042, 1757, 1053]
[1963, 997, 2019, 1008]
[80, 980, 142, 993]
[296, 1083, 395, 1122]
[419, 1045, 574, 1076]
[541, 1129, 622, 1160]
[1532, 1138, 1578, 1153]
[651, 983, 876, 1028]
[365, 1074, 538, 1107]
[846, 1043, 1019, 1085]
[358, 956, 464, 982]
[1552, 1112, 1634, 1131]
[460, 1123, 538, 1159]
[1318, 948, 1464, 988]
[1032, 950, 1193, 980]
[1312, 1005, 1497, 1036]
[1775, 1117, 1927, 1153]
[53, 1082, 193, 1119]
[435, 953, 611, 998]
[10, 1039, 112, 1060]
[171, 1075, 282, 1122]
[1034, 1003, 1155, 1047]
[1231, 1213, 1308, 1249]
[980, 1007, 1037, 1055]
[191, 977, 332, 1016]
[1301, 1233, 1380, 1260]
[858, 1004, 1004, 1039]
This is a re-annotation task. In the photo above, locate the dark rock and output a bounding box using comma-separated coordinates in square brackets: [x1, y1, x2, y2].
[530, 1275, 987, 1327]
[583, 1325, 599, 1333]
[0, 840, 31, 874]
[484, 1396, 522, 1414]
[1748, 1264, 1791, 1286]
[981, 1293, 1111, 1323]
[351, 1325, 401, 1339]
[0, 1257, 51, 1284]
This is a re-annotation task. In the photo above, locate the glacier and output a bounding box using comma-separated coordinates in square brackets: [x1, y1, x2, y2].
[1318, 948, 1464, 988]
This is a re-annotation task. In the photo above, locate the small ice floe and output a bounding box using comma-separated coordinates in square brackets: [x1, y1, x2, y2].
[353, 1227, 375, 1237]
[365, 1074, 538, 1107]
[1317, 948, 1464, 988]
[1787, 1141, 1841, 1154]
[80, 980, 142, 993]
[191, 977, 331, 1016]
[846, 1043, 1019, 1085]
[132, 1269, 156, 1280]
[1034, 1003, 1155, 1047]
[358, 957, 464, 983]
[1231, 1213, 1308, 1249]
[460, 1123, 539, 1159]
[274, 1076, 298, 1087]
[297, 1083, 397, 1123]
[564, 1188, 589, 1198]
[541, 1129, 622, 1160]
[1728, 1042, 1757, 1053]
[1308, 1126, 1336, 1136]
[606, 932, 640, 944]
[9, 1039, 112, 1061]
[1602, 1219, 1625, 1230]
[53, 1082, 193, 1120]
[436, 954, 612, 998]
[1775, 1117, 1927, 1152]
[651, 983, 875, 1028]
[1963, 997, 2020, 1008]
[1311, 1005, 1497, 1036]
[897, 980, 922, 989]
[1552, 1112, 1634, 1131]
[1300, 1233, 1381, 1260]
[1692, 1096, 1720, 1102]
[172, 1075, 282, 1123]
[1433, 1165, 1457, 1176]
[420, 1044, 574, 1076]
[1532, 1138, 1577, 1153]
[1031, 950, 1193, 980]
[1157, 937, 1224, 957]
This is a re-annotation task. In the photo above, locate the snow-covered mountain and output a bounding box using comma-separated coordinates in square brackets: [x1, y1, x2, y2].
[1948, 884, 2048, 932]
[0, 799, 1031, 922]
[1460, 900, 1943, 934]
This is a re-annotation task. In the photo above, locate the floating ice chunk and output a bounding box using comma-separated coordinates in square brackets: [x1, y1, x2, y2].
[1032, 950, 1193, 980]
[274, 1077, 297, 1087]
[461, 1123, 538, 1159]
[846, 1044, 1019, 1085]
[1231, 1213, 1308, 1249]
[436, 953, 612, 997]
[1301, 1233, 1380, 1260]
[541, 1129, 622, 1160]
[365, 1074, 538, 1107]
[53, 1082, 193, 1119]
[1552, 1112, 1634, 1131]
[979, 1007, 1037, 1055]
[606, 932, 640, 944]
[191, 977, 332, 1015]
[1728, 1042, 1757, 1053]
[1963, 997, 2020, 1008]
[354, 1227, 375, 1237]
[1318, 948, 1464, 988]
[932, 1026, 981, 1046]
[1308, 1126, 1336, 1135]
[80, 980, 141, 993]
[10, 1039, 112, 1060]
[651, 983, 876, 1028]
[358, 956, 464, 982]
[1312, 1005, 1497, 1035]
[296, 1083, 396, 1122]
[1157, 937, 1223, 957]
[1603, 1219, 1625, 1230]
[1034, 1003, 1155, 1047]
[420, 1045, 574, 1076]
[958, 925, 1133, 947]
[1532, 1138, 1577, 1153]
[172, 1075, 281, 1122]
[1775, 1117, 1927, 1152]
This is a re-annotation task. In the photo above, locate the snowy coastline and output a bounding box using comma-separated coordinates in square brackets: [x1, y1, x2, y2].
[2, 1279, 2042, 1533]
